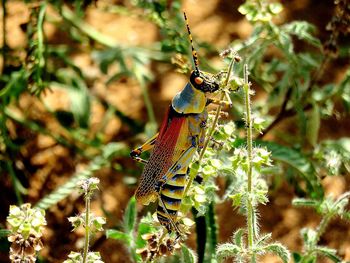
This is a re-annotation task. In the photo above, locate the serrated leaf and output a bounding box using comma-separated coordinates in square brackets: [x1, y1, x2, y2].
[216, 243, 240, 261]
[229, 193, 243, 207]
[315, 246, 341, 262]
[257, 140, 323, 199]
[283, 21, 321, 47]
[256, 233, 272, 246]
[232, 228, 245, 247]
[265, 243, 290, 263]
[181, 244, 197, 263]
[106, 229, 130, 243]
[123, 196, 137, 233]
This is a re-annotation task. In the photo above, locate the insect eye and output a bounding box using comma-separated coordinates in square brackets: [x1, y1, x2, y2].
[195, 77, 203, 85]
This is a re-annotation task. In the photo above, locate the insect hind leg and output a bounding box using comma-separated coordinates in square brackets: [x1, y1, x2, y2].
[156, 173, 187, 238]
[157, 197, 182, 237]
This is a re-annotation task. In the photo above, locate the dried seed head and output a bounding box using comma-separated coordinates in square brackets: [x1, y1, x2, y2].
[323, 0, 350, 56]
[159, 243, 168, 255]
[220, 48, 232, 58]
[136, 247, 149, 261]
[149, 240, 158, 251]
[141, 233, 157, 241]
[220, 48, 241, 62]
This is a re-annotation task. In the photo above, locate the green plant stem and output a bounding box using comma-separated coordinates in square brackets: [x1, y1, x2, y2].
[184, 56, 236, 197]
[82, 196, 91, 263]
[6, 161, 24, 204]
[136, 79, 156, 130]
[207, 202, 218, 258]
[314, 214, 332, 246]
[35, 2, 47, 92]
[243, 64, 255, 257]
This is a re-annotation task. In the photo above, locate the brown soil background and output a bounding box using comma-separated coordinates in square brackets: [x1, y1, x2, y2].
[0, 0, 349, 262]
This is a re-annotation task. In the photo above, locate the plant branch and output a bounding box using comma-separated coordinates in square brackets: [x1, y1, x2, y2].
[243, 64, 256, 256]
[257, 86, 292, 139]
[184, 55, 236, 197]
[82, 196, 90, 263]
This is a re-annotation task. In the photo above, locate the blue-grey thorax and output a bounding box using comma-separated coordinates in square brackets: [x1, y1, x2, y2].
[171, 82, 206, 114]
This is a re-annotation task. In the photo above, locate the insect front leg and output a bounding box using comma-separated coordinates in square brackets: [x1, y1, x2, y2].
[130, 132, 159, 164]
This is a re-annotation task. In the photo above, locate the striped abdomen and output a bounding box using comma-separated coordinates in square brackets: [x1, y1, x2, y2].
[156, 173, 187, 232]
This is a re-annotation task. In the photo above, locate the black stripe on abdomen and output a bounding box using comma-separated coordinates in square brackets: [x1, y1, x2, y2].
[156, 173, 186, 232]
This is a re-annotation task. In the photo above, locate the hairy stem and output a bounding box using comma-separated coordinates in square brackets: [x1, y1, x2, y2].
[82, 195, 91, 263]
[184, 56, 236, 197]
[314, 215, 331, 245]
[243, 64, 256, 257]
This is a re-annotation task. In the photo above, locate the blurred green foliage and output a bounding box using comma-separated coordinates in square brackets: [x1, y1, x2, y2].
[1, 0, 350, 262]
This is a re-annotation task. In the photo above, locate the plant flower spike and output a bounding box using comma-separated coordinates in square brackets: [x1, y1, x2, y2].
[7, 203, 47, 263]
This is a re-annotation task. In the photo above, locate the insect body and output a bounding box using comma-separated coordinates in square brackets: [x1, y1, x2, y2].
[131, 13, 226, 236]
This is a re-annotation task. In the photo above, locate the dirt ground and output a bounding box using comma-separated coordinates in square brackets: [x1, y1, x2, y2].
[0, 0, 349, 262]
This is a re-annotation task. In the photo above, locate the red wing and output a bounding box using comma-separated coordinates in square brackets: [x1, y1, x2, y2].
[135, 107, 186, 204]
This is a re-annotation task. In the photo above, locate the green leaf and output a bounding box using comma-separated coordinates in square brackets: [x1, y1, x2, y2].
[123, 196, 137, 233]
[181, 245, 197, 263]
[283, 21, 321, 47]
[238, 3, 255, 15]
[306, 103, 320, 147]
[216, 243, 240, 261]
[301, 228, 317, 247]
[232, 228, 244, 248]
[0, 229, 10, 238]
[229, 193, 243, 207]
[278, 31, 293, 54]
[68, 85, 91, 129]
[315, 246, 341, 262]
[292, 198, 319, 208]
[265, 242, 290, 263]
[292, 252, 302, 263]
[106, 229, 130, 243]
[268, 3, 283, 14]
[256, 233, 272, 246]
[257, 140, 323, 199]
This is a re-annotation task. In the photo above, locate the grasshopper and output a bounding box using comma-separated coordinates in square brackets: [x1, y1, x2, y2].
[131, 13, 230, 237]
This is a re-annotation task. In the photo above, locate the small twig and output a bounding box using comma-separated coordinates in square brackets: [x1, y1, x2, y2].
[257, 86, 292, 139]
[184, 55, 236, 197]
[243, 64, 256, 255]
[82, 196, 90, 263]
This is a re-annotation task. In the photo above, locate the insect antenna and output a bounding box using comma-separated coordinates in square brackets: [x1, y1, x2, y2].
[183, 12, 199, 73]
